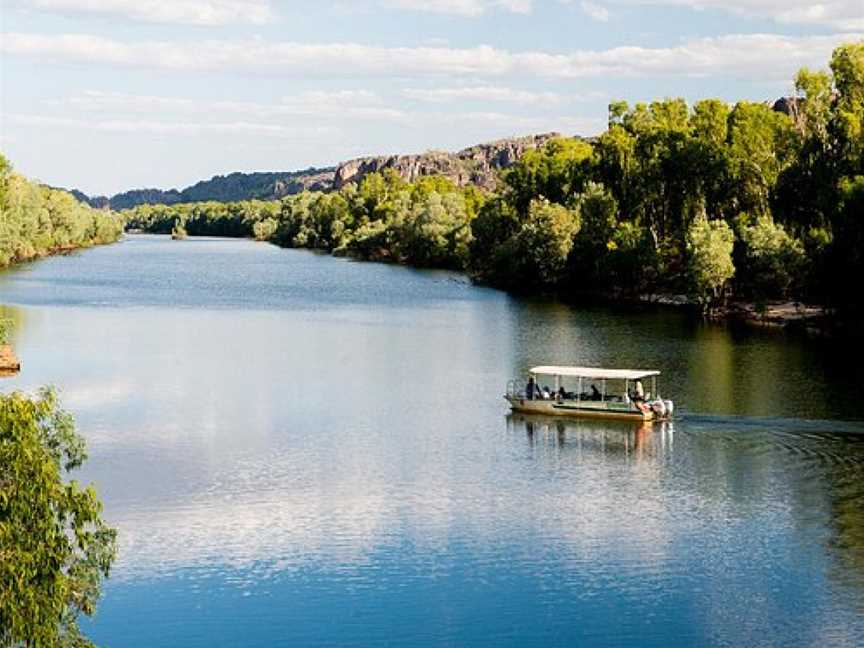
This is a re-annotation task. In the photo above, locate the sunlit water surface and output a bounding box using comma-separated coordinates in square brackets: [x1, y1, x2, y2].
[2, 235, 864, 646]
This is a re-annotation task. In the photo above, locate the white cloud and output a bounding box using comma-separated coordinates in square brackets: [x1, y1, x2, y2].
[50, 89, 405, 122]
[624, 1, 864, 31]
[580, 1, 610, 21]
[288, 89, 385, 106]
[381, 0, 532, 16]
[7, 114, 338, 138]
[24, 0, 274, 25]
[30, 89, 605, 148]
[3, 32, 859, 80]
[403, 85, 603, 105]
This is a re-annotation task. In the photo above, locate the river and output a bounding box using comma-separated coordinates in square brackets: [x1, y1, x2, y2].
[2, 235, 863, 646]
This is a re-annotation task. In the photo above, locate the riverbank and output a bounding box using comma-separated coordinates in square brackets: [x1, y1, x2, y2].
[150, 231, 844, 336]
[0, 240, 119, 271]
[338, 245, 837, 335]
[636, 293, 829, 334]
[0, 344, 21, 376]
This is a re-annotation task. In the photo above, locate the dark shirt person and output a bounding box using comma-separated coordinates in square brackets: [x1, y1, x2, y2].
[526, 376, 537, 400]
[591, 384, 602, 401]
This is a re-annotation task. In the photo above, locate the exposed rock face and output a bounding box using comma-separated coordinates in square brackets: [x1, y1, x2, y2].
[333, 132, 563, 190]
[68, 132, 566, 208]
[272, 169, 335, 197]
[772, 96, 800, 117]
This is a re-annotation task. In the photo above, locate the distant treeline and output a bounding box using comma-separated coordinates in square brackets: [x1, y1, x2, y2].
[127, 42, 862, 313]
[0, 156, 124, 268]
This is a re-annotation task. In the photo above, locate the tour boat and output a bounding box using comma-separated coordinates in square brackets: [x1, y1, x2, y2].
[505, 365, 674, 422]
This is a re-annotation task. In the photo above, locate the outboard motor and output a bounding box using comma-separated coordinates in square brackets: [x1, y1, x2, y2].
[663, 400, 674, 418]
[651, 400, 666, 418]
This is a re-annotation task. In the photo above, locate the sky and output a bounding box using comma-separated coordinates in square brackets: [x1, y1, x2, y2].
[0, 1, 861, 196]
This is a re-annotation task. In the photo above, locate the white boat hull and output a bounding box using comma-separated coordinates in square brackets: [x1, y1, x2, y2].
[505, 395, 665, 422]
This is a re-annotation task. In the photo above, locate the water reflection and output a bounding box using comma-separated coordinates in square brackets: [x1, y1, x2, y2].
[1, 236, 864, 646]
[512, 413, 671, 462]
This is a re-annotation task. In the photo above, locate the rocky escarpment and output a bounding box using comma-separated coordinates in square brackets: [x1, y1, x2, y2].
[69, 132, 566, 208]
[333, 133, 562, 190]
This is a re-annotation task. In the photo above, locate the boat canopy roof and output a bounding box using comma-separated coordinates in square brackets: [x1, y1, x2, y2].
[529, 366, 660, 380]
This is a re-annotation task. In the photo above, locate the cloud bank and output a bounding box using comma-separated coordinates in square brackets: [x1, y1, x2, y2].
[3, 32, 859, 80]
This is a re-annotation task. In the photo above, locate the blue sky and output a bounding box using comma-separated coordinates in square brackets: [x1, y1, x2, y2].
[1, 1, 861, 196]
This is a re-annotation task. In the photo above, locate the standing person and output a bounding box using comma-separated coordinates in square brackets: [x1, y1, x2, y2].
[526, 376, 537, 400]
[634, 379, 645, 402]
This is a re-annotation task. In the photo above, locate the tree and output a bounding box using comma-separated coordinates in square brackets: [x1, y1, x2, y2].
[686, 217, 735, 311]
[0, 318, 12, 345]
[493, 199, 580, 289]
[503, 138, 594, 214]
[736, 214, 806, 299]
[171, 219, 187, 240]
[252, 218, 278, 241]
[830, 42, 864, 173]
[0, 388, 117, 647]
[468, 195, 521, 278]
[607, 221, 659, 295]
[569, 182, 618, 283]
[0, 155, 123, 268]
[727, 102, 798, 218]
[828, 175, 864, 311]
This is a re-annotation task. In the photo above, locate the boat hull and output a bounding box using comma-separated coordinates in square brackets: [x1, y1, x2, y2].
[505, 396, 659, 421]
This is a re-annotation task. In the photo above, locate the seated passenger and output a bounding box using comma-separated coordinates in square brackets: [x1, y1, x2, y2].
[542, 386, 552, 399]
[590, 384, 602, 401]
[557, 386, 567, 401]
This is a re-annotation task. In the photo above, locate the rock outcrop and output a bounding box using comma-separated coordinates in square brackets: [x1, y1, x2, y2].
[333, 132, 562, 190]
[69, 132, 567, 208]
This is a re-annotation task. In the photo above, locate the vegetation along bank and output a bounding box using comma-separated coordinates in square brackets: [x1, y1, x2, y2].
[122, 43, 864, 327]
[0, 155, 124, 269]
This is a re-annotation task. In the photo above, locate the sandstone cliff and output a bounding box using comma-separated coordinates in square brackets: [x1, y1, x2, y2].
[333, 132, 562, 190]
[70, 132, 567, 208]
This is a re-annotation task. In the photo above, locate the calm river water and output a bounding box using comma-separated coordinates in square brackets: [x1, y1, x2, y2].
[2, 235, 864, 647]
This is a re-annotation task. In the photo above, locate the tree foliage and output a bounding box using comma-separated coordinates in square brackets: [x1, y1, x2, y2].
[686, 218, 735, 310]
[0, 155, 124, 268]
[0, 388, 117, 647]
[736, 215, 806, 299]
[121, 41, 864, 314]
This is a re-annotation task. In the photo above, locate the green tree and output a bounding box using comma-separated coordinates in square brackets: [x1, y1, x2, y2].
[736, 214, 806, 299]
[252, 218, 278, 241]
[607, 221, 659, 295]
[0, 388, 117, 647]
[0, 155, 123, 268]
[503, 138, 594, 214]
[494, 199, 580, 289]
[171, 219, 187, 240]
[830, 42, 864, 173]
[0, 318, 12, 345]
[727, 102, 798, 218]
[569, 182, 618, 283]
[686, 217, 735, 311]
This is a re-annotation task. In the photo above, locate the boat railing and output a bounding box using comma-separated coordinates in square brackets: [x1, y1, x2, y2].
[506, 380, 521, 398]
